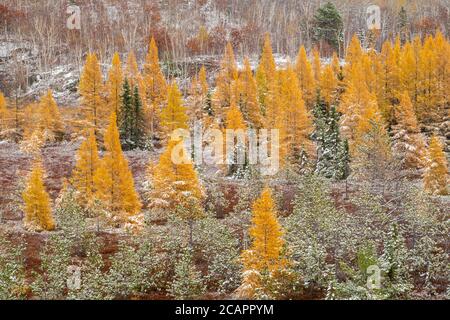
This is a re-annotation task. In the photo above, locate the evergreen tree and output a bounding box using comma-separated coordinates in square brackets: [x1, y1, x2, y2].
[119, 79, 146, 150]
[380, 224, 413, 299]
[313, 98, 350, 180]
[169, 249, 205, 299]
[119, 78, 134, 150]
[0, 233, 26, 299]
[313, 2, 343, 52]
[131, 85, 146, 149]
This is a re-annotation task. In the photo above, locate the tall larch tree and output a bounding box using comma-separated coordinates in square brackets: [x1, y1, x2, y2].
[423, 135, 448, 195]
[319, 64, 338, 106]
[433, 32, 448, 110]
[392, 91, 426, 169]
[148, 138, 204, 216]
[312, 48, 322, 82]
[213, 42, 238, 124]
[189, 66, 209, 125]
[94, 113, 141, 218]
[160, 82, 189, 139]
[345, 35, 363, 70]
[399, 42, 418, 104]
[352, 101, 393, 187]
[256, 34, 278, 125]
[71, 129, 99, 204]
[22, 160, 55, 231]
[0, 91, 9, 131]
[106, 52, 123, 116]
[338, 61, 379, 143]
[295, 46, 316, 108]
[417, 35, 439, 122]
[239, 187, 286, 298]
[239, 58, 263, 129]
[279, 67, 314, 166]
[79, 53, 105, 135]
[225, 102, 247, 175]
[378, 40, 401, 119]
[38, 90, 63, 139]
[143, 37, 168, 137]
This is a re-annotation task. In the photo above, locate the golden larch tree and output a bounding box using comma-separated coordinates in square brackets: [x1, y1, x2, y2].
[243, 186, 285, 271]
[345, 35, 363, 69]
[392, 91, 426, 169]
[144, 37, 167, 108]
[148, 138, 204, 216]
[213, 42, 238, 123]
[423, 135, 448, 195]
[294, 46, 316, 108]
[0, 90, 10, 131]
[79, 53, 106, 133]
[399, 42, 418, 104]
[143, 38, 167, 138]
[38, 90, 63, 138]
[106, 52, 123, 116]
[416, 36, 439, 121]
[71, 129, 100, 203]
[339, 61, 379, 142]
[160, 82, 189, 138]
[189, 66, 209, 124]
[94, 113, 141, 217]
[22, 161, 55, 231]
[256, 34, 278, 119]
[239, 58, 263, 128]
[319, 64, 338, 106]
[282, 67, 314, 163]
[312, 48, 321, 82]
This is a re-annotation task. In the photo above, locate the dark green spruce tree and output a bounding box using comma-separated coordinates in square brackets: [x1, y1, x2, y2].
[313, 2, 344, 52]
[131, 85, 145, 149]
[313, 96, 350, 181]
[119, 78, 146, 150]
[119, 78, 134, 150]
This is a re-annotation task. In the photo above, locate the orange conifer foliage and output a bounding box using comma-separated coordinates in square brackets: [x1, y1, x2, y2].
[106, 52, 123, 116]
[243, 187, 285, 270]
[213, 42, 238, 123]
[148, 138, 203, 217]
[278, 67, 314, 165]
[294, 46, 316, 108]
[93, 113, 141, 217]
[71, 129, 100, 203]
[0, 90, 9, 131]
[239, 58, 262, 128]
[338, 61, 379, 142]
[319, 64, 338, 105]
[38, 90, 63, 138]
[79, 53, 105, 133]
[22, 161, 55, 231]
[160, 82, 189, 138]
[392, 91, 426, 169]
[423, 135, 448, 195]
